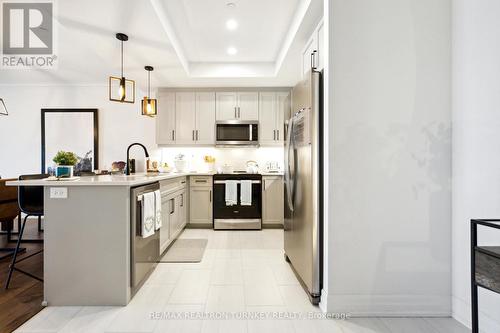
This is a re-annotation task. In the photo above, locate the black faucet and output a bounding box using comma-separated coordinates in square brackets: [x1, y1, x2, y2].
[126, 143, 149, 175]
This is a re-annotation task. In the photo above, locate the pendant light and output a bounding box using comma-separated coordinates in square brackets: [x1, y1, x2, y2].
[0, 98, 8, 116]
[109, 33, 135, 103]
[141, 66, 157, 117]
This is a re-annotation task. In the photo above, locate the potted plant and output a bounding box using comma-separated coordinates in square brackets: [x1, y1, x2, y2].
[53, 151, 78, 178]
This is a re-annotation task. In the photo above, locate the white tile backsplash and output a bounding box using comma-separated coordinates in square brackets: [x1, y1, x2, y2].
[159, 147, 283, 173]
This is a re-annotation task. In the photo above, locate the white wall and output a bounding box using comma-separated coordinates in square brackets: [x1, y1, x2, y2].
[0, 85, 159, 178]
[323, 0, 452, 315]
[452, 0, 500, 331]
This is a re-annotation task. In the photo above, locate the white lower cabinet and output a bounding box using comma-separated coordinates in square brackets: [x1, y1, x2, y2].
[262, 176, 284, 226]
[169, 189, 186, 241]
[189, 176, 213, 226]
[159, 177, 187, 254]
[160, 196, 172, 254]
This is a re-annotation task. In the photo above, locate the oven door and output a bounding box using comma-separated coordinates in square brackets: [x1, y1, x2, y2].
[216, 121, 259, 146]
[213, 179, 262, 229]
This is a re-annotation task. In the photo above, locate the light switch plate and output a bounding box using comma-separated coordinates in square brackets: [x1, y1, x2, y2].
[50, 187, 68, 199]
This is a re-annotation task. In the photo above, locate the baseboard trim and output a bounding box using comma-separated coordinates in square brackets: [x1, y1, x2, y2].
[262, 224, 284, 229]
[186, 223, 283, 229]
[186, 223, 212, 229]
[452, 294, 500, 332]
[320, 293, 451, 317]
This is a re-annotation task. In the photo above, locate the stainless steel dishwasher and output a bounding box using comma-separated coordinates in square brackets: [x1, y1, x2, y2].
[130, 182, 160, 296]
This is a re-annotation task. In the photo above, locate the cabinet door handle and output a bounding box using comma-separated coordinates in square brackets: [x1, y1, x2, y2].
[180, 194, 184, 207]
[273, 130, 276, 140]
[238, 107, 241, 118]
[209, 190, 212, 202]
[171, 130, 175, 141]
[196, 130, 199, 141]
[170, 198, 175, 214]
[277, 130, 279, 140]
[311, 50, 317, 69]
[234, 107, 237, 118]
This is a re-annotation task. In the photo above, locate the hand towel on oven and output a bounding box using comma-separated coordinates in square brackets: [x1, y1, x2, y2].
[141, 191, 156, 238]
[240, 180, 252, 206]
[154, 190, 162, 230]
[225, 180, 238, 206]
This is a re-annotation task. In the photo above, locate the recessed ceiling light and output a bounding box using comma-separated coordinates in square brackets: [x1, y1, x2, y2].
[226, 19, 238, 31]
[227, 47, 237, 55]
[226, 2, 236, 8]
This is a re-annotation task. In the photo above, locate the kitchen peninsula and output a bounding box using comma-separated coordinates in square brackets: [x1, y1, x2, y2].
[7, 171, 283, 306]
[7, 173, 204, 306]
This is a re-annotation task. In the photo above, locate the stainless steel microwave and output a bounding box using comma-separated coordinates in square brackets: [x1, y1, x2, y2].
[215, 121, 259, 147]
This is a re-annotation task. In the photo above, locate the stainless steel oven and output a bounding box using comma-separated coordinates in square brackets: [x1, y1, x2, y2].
[215, 121, 259, 147]
[213, 173, 262, 229]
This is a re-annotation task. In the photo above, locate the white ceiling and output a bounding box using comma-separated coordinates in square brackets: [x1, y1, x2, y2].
[163, 0, 300, 62]
[0, 0, 323, 88]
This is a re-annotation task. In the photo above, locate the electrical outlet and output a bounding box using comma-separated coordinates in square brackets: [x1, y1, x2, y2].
[50, 187, 68, 199]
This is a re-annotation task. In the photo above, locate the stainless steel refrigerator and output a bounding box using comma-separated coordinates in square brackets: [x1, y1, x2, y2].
[284, 69, 322, 304]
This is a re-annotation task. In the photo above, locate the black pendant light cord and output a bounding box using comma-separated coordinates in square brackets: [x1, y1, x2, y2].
[121, 40, 124, 78]
[148, 70, 151, 98]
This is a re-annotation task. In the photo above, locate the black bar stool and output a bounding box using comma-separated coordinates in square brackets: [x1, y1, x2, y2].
[0, 178, 26, 260]
[4, 174, 48, 289]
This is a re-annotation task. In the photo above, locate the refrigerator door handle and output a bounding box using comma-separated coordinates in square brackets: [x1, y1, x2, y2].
[285, 118, 295, 211]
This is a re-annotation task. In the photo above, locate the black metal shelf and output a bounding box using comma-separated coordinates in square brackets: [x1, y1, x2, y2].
[471, 219, 500, 333]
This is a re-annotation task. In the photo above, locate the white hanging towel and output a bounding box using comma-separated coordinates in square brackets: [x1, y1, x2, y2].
[141, 192, 156, 238]
[154, 190, 162, 230]
[225, 180, 238, 206]
[240, 180, 252, 206]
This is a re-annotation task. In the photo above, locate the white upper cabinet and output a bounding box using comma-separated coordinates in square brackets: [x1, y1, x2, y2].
[216, 91, 259, 121]
[156, 92, 176, 144]
[157, 91, 216, 146]
[259, 91, 290, 146]
[301, 19, 324, 77]
[216, 92, 238, 120]
[276, 92, 290, 142]
[259, 92, 278, 145]
[237, 92, 259, 120]
[175, 92, 196, 145]
[195, 92, 216, 144]
[302, 36, 318, 77]
[157, 88, 293, 146]
[316, 21, 325, 71]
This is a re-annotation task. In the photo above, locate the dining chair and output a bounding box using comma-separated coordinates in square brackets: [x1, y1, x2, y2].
[4, 174, 48, 289]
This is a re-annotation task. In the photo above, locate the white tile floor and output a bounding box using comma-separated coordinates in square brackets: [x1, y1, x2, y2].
[16, 229, 470, 333]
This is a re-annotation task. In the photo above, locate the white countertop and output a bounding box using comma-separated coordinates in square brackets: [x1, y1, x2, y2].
[6, 171, 283, 187]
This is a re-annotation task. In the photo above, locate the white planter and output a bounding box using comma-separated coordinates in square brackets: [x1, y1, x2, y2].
[55, 165, 74, 178]
[174, 160, 187, 172]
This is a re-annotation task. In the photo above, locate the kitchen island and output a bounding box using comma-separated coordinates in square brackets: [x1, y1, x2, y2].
[7, 173, 205, 306]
